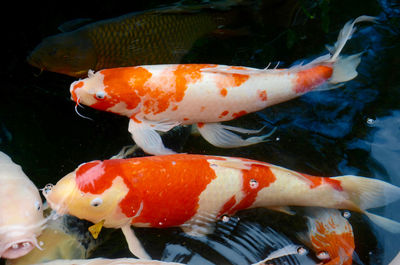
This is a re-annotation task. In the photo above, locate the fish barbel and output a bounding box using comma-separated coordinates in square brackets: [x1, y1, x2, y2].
[27, 2, 247, 77]
[70, 16, 376, 155]
[43, 154, 400, 259]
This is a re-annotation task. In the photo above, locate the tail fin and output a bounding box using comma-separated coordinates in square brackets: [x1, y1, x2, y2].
[301, 15, 376, 85]
[332, 175, 400, 233]
[328, 16, 377, 84]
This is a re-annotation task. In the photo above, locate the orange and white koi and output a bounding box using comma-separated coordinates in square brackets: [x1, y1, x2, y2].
[298, 208, 355, 265]
[70, 16, 375, 155]
[0, 151, 46, 259]
[43, 154, 400, 259]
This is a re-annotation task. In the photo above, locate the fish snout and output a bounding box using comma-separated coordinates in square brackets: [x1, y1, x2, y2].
[0, 237, 40, 259]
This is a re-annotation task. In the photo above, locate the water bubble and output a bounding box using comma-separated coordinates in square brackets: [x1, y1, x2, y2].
[297, 246, 308, 255]
[366, 118, 375, 126]
[343, 211, 351, 218]
[43, 184, 54, 195]
[221, 215, 230, 222]
[249, 179, 259, 189]
[39, 241, 44, 246]
[172, 161, 176, 165]
[316, 251, 330, 260]
[276, 137, 280, 141]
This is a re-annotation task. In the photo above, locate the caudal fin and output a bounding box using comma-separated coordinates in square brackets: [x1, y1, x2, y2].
[332, 175, 400, 233]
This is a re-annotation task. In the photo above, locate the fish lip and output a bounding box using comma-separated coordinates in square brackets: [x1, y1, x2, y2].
[0, 238, 38, 259]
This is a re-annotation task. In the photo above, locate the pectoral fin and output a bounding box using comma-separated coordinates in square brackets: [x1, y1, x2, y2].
[121, 224, 151, 259]
[197, 122, 276, 148]
[88, 219, 104, 239]
[128, 118, 177, 155]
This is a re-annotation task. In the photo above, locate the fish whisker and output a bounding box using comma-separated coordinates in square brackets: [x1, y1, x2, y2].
[74, 98, 93, 121]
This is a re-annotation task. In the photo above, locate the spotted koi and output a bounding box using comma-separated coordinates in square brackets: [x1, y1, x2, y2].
[69, 16, 376, 155]
[43, 154, 400, 259]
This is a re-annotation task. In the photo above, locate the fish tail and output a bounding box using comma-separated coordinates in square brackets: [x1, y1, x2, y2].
[332, 175, 400, 233]
[327, 15, 376, 84]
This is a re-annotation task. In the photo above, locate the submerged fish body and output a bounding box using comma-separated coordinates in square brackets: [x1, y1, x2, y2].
[298, 208, 355, 265]
[28, 5, 240, 77]
[43, 154, 400, 259]
[70, 16, 376, 155]
[0, 151, 45, 259]
[6, 215, 99, 265]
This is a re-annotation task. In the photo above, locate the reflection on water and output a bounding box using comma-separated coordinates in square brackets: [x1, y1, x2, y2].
[1, 0, 400, 264]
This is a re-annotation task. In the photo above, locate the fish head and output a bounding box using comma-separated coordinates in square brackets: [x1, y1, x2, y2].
[43, 162, 131, 228]
[70, 68, 143, 117]
[0, 157, 46, 258]
[27, 31, 97, 77]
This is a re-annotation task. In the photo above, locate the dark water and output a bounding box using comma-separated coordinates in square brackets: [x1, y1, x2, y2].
[1, 0, 400, 264]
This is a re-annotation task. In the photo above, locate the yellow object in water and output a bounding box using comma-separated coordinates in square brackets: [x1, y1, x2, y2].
[88, 219, 105, 239]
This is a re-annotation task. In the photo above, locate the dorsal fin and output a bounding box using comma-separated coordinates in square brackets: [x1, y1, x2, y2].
[58, 18, 93, 32]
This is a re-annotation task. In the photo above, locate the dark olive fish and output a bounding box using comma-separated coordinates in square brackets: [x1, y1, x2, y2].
[27, 3, 246, 77]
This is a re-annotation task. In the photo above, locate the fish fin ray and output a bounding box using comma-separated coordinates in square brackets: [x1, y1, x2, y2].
[267, 206, 295, 215]
[128, 118, 176, 155]
[197, 122, 275, 148]
[120, 224, 151, 259]
[364, 211, 400, 233]
[180, 212, 217, 236]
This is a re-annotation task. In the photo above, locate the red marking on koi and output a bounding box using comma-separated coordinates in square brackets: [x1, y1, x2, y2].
[258, 90, 267, 101]
[232, 110, 247, 119]
[219, 110, 229, 118]
[294, 65, 333, 93]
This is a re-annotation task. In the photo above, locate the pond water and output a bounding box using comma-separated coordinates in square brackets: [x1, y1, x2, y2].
[1, 0, 399, 264]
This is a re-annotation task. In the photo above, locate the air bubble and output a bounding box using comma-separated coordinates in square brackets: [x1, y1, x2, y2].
[249, 179, 259, 189]
[297, 246, 308, 255]
[43, 184, 54, 195]
[221, 215, 230, 222]
[276, 137, 280, 141]
[172, 161, 176, 165]
[366, 118, 375, 126]
[343, 211, 351, 218]
[316, 251, 330, 260]
[39, 241, 44, 246]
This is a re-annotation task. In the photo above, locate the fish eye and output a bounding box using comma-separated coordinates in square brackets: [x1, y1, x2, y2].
[90, 198, 103, 207]
[34, 201, 41, 211]
[95, 91, 106, 99]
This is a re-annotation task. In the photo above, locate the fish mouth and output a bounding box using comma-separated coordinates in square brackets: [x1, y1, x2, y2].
[0, 237, 42, 259]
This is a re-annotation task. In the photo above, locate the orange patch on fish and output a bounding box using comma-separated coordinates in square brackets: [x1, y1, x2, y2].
[311, 219, 354, 265]
[219, 110, 229, 118]
[197, 122, 205, 128]
[232, 110, 247, 119]
[225, 163, 276, 215]
[220, 88, 228, 97]
[71, 81, 84, 102]
[215, 67, 249, 94]
[141, 64, 216, 115]
[301, 173, 343, 191]
[294, 65, 333, 93]
[218, 196, 236, 217]
[93, 67, 152, 111]
[258, 90, 267, 101]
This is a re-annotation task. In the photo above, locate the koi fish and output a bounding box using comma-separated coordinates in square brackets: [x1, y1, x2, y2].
[297, 208, 355, 265]
[43, 154, 400, 259]
[27, 1, 248, 77]
[70, 16, 376, 155]
[0, 151, 46, 259]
